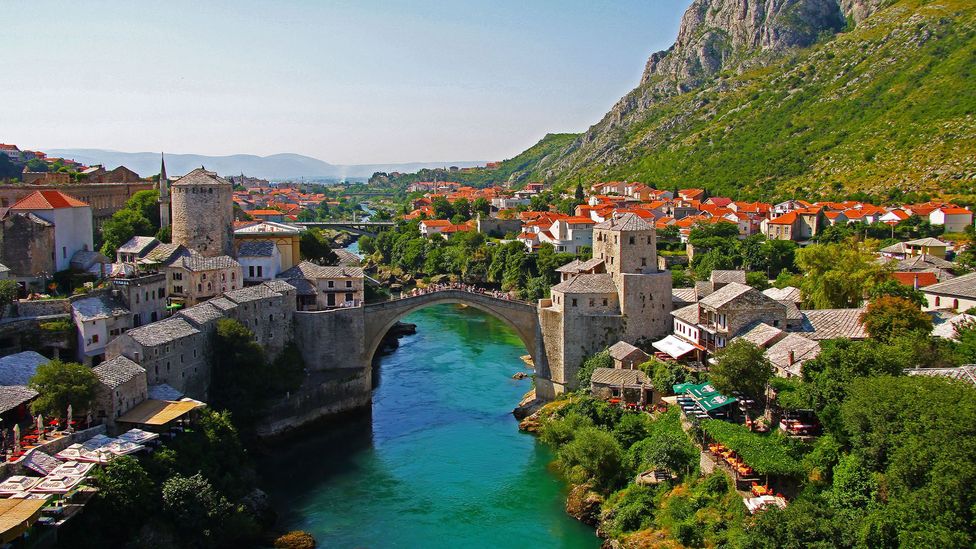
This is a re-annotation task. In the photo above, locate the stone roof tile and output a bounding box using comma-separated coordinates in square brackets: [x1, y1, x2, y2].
[93, 356, 145, 388]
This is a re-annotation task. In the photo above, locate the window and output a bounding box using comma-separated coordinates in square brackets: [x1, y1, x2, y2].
[257, 266, 263, 278]
[346, 281, 352, 288]
[345, 293, 353, 302]
[62, 246, 67, 259]
[249, 266, 255, 277]
[197, 284, 202, 292]
[629, 236, 635, 245]
[954, 299, 959, 309]
[202, 273, 207, 281]
[221, 273, 226, 281]
[935, 296, 941, 306]
[602, 298, 608, 306]
[232, 272, 235, 280]
[328, 280, 335, 288]
[589, 298, 595, 307]
[572, 299, 577, 307]
[91, 334, 99, 343]
[641, 258, 647, 267]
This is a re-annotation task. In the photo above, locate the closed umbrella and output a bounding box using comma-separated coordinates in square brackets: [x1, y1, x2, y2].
[66, 405, 73, 433]
[36, 415, 44, 441]
[13, 424, 20, 454]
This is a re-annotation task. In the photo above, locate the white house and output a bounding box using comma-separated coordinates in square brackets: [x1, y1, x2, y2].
[9, 190, 94, 272]
[923, 272, 976, 312]
[72, 293, 132, 366]
[542, 217, 595, 254]
[929, 206, 973, 233]
[238, 240, 281, 284]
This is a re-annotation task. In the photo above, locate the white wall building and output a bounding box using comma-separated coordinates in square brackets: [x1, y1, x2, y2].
[238, 241, 281, 284]
[9, 190, 94, 272]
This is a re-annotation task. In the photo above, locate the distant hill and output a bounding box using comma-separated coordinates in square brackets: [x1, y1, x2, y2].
[45, 149, 487, 180]
[452, 0, 976, 201]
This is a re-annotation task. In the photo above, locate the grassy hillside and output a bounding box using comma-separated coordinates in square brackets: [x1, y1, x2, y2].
[480, 0, 976, 201]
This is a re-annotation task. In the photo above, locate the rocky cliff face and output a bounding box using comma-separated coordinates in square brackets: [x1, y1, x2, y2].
[642, 0, 846, 93]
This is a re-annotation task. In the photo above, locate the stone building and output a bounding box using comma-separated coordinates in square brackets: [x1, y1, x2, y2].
[538, 213, 672, 397]
[0, 181, 154, 225]
[170, 168, 234, 257]
[8, 190, 94, 272]
[0, 212, 55, 283]
[166, 255, 242, 306]
[71, 293, 131, 366]
[107, 317, 209, 398]
[92, 355, 147, 427]
[277, 261, 364, 310]
[110, 271, 168, 327]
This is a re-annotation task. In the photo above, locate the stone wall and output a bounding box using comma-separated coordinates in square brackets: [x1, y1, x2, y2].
[1, 213, 55, 278]
[16, 299, 71, 318]
[294, 307, 366, 371]
[255, 369, 371, 438]
[477, 216, 523, 237]
[620, 271, 673, 342]
[0, 182, 154, 223]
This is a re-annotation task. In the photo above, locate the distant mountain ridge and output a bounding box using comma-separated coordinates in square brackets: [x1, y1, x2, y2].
[45, 148, 488, 180]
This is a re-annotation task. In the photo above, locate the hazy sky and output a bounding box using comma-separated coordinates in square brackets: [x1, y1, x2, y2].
[3, 1, 691, 164]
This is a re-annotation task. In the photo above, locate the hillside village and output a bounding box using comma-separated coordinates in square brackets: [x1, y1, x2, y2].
[1, 140, 976, 545]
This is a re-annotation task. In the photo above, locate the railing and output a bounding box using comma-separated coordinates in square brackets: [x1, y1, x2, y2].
[380, 284, 533, 306]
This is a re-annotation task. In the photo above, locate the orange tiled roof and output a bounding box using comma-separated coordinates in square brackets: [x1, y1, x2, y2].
[891, 271, 939, 288]
[10, 190, 88, 210]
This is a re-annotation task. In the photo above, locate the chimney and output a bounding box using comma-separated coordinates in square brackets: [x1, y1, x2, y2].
[788, 350, 795, 366]
[913, 274, 920, 291]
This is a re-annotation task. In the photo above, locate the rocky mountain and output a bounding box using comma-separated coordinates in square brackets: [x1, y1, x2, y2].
[46, 148, 487, 181]
[483, 0, 976, 201]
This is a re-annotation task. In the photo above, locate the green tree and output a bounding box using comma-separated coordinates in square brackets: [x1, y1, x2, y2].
[795, 240, 885, 308]
[25, 158, 48, 172]
[556, 426, 624, 490]
[453, 198, 471, 221]
[89, 456, 156, 539]
[866, 279, 926, 307]
[209, 319, 266, 427]
[471, 197, 491, 218]
[100, 209, 154, 258]
[299, 228, 338, 265]
[745, 271, 771, 290]
[0, 279, 19, 319]
[709, 340, 772, 401]
[629, 429, 697, 476]
[28, 360, 98, 416]
[577, 349, 612, 386]
[430, 195, 454, 219]
[574, 181, 585, 201]
[860, 296, 932, 342]
[161, 473, 233, 542]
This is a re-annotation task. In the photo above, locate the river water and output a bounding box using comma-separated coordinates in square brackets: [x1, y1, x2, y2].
[259, 304, 598, 548]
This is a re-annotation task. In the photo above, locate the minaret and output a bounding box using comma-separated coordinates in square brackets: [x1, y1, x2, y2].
[158, 153, 170, 228]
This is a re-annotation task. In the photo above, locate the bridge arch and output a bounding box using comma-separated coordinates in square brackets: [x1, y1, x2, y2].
[362, 290, 548, 380]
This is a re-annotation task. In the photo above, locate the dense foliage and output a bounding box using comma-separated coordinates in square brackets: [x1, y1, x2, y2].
[99, 190, 163, 257]
[361, 221, 579, 300]
[28, 359, 98, 417]
[709, 340, 774, 401]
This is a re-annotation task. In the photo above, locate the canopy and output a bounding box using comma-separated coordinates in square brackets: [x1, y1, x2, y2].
[672, 382, 696, 394]
[682, 382, 738, 412]
[0, 499, 45, 543]
[653, 335, 699, 359]
[117, 399, 203, 426]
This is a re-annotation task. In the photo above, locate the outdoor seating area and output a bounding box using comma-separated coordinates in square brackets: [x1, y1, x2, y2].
[743, 494, 788, 514]
[779, 411, 821, 437]
[708, 443, 756, 479]
[0, 426, 166, 543]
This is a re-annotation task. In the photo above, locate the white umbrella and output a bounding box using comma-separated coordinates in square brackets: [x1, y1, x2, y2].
[36, 415, 44, 442]
[13, 424, 20, 454]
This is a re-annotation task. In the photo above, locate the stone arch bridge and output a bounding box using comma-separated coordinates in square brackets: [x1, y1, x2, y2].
[362, 290, 551, 388]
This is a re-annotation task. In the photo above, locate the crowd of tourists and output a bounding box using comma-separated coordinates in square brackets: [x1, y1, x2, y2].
[399, 282, 522, 302]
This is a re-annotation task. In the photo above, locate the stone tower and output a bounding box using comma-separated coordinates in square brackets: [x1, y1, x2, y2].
[591, 213, 672, 342]
[158, 153, 170, 229]
[170, 168, 234, 257]
[538, 212, 672, 399]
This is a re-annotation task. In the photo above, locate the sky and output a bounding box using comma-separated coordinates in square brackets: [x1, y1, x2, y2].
[2, 0, 691, 165]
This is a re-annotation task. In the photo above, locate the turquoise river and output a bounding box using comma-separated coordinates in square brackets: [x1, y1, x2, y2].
[259, 304, 599, 548]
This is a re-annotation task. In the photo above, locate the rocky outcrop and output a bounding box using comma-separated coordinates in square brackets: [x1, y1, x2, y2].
[642, 0, 846, 93]
[840, 0, 889, 25]
[566, 484, 604, 527]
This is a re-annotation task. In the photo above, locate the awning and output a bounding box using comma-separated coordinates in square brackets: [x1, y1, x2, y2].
[653, 335, 699, 359]
[673, 382, 696, 394]
[116, 399, 204, 426]
[681, 382, 739, 412]
[0, 499, 45, 543]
